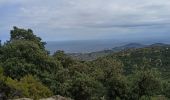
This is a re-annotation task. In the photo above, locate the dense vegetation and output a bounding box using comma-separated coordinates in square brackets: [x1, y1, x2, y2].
[0, 27, 169, 100]
[105, 46, 170, 80]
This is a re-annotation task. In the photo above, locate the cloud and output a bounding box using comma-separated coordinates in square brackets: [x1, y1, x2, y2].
[1, 0, 170, 41]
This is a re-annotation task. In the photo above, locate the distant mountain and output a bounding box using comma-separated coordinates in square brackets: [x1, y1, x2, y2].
[111, 43, 146, 52]
[68, 43, 170, 61]
[150, 43, 170, 47]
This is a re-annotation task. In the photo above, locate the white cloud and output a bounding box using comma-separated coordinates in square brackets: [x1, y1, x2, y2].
[1, 0, 170, 41]
[12, 0, 170, 28]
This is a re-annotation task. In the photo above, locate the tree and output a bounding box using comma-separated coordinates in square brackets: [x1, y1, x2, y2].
[10, 26, 46, 50]
[0, 40, 1, 47]
[1, 40, 59, 79]
[40, 67, 72, 96]
[130, 67, 161, 100]
[107, 75, 129, 100]
[0, 40, 2, 59]
[91, 58, 123, 84]
[162, 81, 170, 98]
[53, 50, 74, 68]
[69, 73, 105, 100]
[0, 27, 60, 81]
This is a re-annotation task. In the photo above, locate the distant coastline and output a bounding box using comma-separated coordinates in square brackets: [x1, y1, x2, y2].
[45, 39, 170, 54]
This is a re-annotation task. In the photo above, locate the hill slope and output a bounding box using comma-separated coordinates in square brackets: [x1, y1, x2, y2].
[103, 44, 170, 80]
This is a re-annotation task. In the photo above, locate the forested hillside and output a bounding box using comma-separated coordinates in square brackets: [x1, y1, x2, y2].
[0, 27, 169, 100]
[104, 45, 170, 80]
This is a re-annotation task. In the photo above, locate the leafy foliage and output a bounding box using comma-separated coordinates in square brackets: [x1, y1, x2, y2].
[10, 26, 46, 50]
[0, 67, 52, 99]
[0, 27, 169, 99]
[5, 75, 53, 100]
[69, 73, 105, 100]
[130, 67, 161, 99]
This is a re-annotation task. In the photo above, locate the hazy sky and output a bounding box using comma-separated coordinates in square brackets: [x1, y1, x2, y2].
[0, 0, 170, 42]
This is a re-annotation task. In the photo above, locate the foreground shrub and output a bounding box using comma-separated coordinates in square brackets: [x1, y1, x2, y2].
[5, 75, 53, 100]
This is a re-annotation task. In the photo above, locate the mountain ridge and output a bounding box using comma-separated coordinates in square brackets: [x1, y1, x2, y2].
[68, 43, 170, 61]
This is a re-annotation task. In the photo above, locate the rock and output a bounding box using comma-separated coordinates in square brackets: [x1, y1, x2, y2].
[10, 95, 72, 100]
[11, 98, 33, 100]
[40, 95, 72, 100]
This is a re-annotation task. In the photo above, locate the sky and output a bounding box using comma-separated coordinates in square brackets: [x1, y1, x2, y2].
[0, 0, 170, 42]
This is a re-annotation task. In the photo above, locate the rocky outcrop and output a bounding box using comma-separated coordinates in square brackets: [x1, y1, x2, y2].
[11, 95, 72, 100]
[11, 98, 32, 100]
[40, 95, 72, 100]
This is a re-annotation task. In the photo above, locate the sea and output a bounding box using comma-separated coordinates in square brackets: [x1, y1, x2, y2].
[45, 39, 170, 54]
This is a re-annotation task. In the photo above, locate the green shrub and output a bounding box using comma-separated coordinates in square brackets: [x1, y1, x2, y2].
[5, 75, 53, 100]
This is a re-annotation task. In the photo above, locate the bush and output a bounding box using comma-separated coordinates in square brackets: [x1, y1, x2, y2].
[162, 81, 170, 98]
[69, 73, 105, 100]
[5, 75, 53, 100]
[130, 67, 161, 100]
